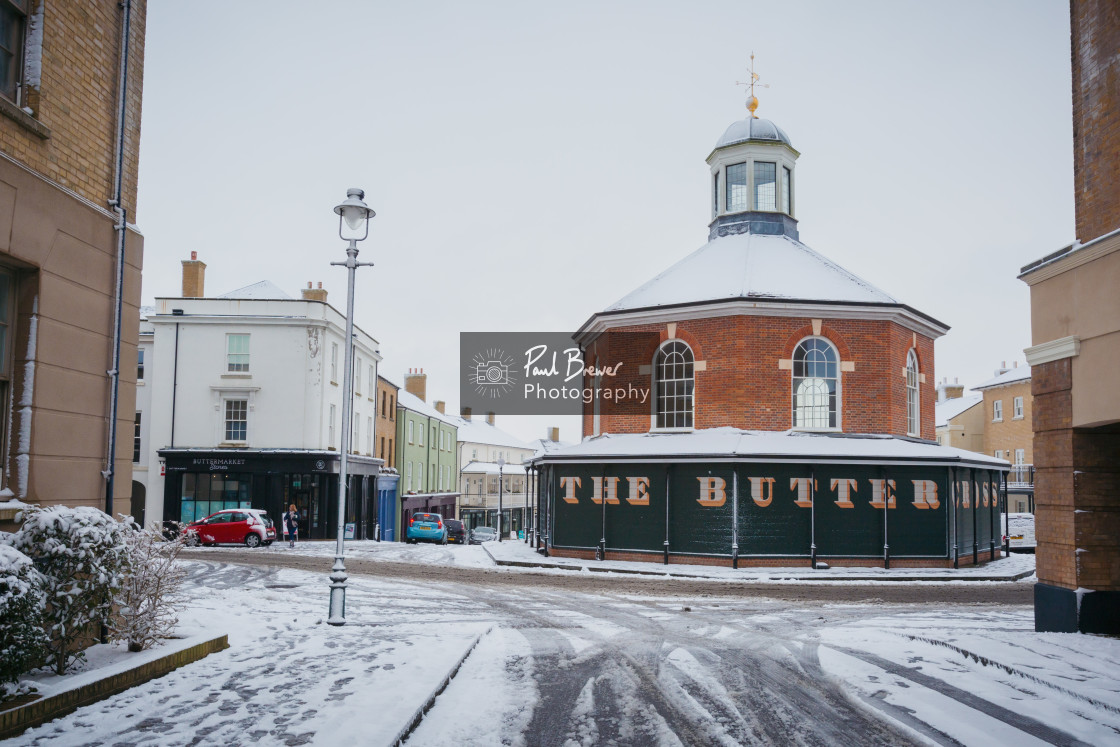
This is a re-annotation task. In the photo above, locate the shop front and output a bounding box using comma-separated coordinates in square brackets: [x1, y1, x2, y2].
[399, 492, 460, 539]
[160, 449, 384, 540]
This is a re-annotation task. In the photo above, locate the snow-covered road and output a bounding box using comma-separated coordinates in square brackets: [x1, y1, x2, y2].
[8, 545, 1119, 746]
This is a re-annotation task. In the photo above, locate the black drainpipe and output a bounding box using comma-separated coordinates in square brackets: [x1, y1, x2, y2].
[104, 0, 133, 516]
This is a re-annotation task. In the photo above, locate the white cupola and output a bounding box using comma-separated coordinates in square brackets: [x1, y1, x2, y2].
[706, 77, 800, 241]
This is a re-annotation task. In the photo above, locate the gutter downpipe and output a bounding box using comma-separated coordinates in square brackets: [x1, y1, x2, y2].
[104, 0, 133, 516]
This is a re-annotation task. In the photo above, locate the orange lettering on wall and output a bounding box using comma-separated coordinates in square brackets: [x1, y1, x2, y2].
[591, 476, 620, 504]
[697, 476, 726, 507]
[869, 479, 897, 509]
[627, 477, 650, 506]
[790, 478, 815, 508]
[559, 476, 581, 504]
[831, 478, 857, 508]
[911, 480, 940, 509]
[748, 477, 775, 507]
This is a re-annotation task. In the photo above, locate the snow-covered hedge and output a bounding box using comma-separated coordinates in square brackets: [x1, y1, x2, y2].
[0, 544, 46, 688]
[9, 506, 132, 675]
[111, 522, 187, 652]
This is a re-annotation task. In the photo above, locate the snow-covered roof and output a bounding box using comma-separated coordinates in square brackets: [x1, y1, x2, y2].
[973, 366, 1031, 391]
[714, 117, 792, 149]
[604, 232, 900, 313]
[217, 280, 293, 300]
[460, 460, 532, 475]
[935, 394, 983, 428]
[452, 416, 534, 451]
[397, 390, 458, 426]
[534, 428, 1007, 467]
[531, 438, 575, 458]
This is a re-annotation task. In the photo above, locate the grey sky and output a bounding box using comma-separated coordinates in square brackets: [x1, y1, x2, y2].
[137, 0, 1072, 443]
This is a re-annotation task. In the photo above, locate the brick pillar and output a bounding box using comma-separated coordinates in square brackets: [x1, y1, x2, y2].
[1033, 358, 1120, 633]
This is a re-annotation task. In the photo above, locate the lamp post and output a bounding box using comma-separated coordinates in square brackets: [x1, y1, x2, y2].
[524, 465, 530, 543]
[327, 188, 375, 626]
[497, 455, 505, 542]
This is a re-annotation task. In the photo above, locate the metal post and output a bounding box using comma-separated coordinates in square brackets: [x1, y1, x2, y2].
[497, 461, 504, 542]
[524, 466, 529, 543]
[951, 468, 959, 569]
[328, 238, 372, 626]
[663, 467, 671, 565]
[597, 467, 606, 561]
[883, 470, 890, 570]
[810, 469, 817, 570]
[731, 468, 739, 570]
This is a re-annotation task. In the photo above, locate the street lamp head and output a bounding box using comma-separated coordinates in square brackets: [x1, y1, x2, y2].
[497, 456, 505, 468]
[334, 188, 375, 242]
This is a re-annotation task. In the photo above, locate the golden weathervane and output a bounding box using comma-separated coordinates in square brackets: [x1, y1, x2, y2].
[736, 53, 768, 118]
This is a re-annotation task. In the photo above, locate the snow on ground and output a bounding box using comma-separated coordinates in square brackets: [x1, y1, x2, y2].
[11, 563, 491, 747]
[225, 538, 1037, 583]
[816, 608, 1120, 746]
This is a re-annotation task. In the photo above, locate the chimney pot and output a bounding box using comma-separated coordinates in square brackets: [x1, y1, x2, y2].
[461, 406, 472, 421]
[486, 412, 496, 426]
[191, 251, 197, 260]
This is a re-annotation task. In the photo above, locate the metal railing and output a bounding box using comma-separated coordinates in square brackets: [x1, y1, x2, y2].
[1007, 464, 1034, 489]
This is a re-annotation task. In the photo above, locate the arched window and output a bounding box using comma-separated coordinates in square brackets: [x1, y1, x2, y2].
[906, 349, 920, 436]
[654, 340, 694, 429]
[792, 338, 838, 429]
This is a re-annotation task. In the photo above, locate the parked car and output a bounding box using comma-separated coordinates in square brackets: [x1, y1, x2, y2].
[182, 509, 276, 548]
[468, 526, 497, 544]
[406, 513, 448, 545]
[445, 519, 467, 544]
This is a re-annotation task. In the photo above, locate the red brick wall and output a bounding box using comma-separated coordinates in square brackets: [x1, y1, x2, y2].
[1071, 0, 1120, 243]
[582, 314, 936, 439]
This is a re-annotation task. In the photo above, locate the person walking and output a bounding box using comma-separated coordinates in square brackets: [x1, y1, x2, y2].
[284, 504, 299, 548]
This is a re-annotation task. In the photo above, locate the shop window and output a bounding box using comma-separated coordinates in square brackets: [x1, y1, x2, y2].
[726, 162, 747, 212]
[792, 338, 839, 429]
[179, 472, 252, 524]
[906, 349, 920, 436]
[654, 340, 694, 429]
[227, 334, 250, 373]
[754, 162, 777, 211]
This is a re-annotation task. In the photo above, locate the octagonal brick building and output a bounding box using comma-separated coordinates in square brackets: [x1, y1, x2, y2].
[531, 105, 1007, 569]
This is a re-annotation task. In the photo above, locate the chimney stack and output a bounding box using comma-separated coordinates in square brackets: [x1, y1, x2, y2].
[301, 281, 328, 303]
[405, 368, 427, 402]
[548, 426, 560, 442]
[486, 411, 496, 426]
[181, 251, 206, 298]
[936, 380, 965, 402]
[461, 406, 472, 421]
[434, 400, 446, 414]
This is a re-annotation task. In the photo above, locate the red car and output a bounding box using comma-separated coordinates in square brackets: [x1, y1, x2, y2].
[182, 508, 276, 548]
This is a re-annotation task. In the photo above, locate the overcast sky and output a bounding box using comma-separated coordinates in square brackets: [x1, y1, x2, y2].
[136, 0, 1073, 444]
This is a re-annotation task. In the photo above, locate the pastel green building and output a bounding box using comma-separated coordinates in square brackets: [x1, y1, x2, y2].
[395, 381, 460, 533]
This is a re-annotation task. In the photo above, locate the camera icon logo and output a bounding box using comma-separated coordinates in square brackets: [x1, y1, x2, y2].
[471, 349, 516, 399]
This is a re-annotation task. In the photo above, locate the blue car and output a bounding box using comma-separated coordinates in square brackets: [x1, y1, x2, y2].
[406, 512, 448, 545]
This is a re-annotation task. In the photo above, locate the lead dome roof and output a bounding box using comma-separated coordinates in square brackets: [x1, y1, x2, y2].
[714, 117, 792, 149]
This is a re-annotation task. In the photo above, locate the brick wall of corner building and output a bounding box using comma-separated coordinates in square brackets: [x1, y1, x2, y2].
[1033, 358, 1076, 589]
[1071, 0, 1120, 244]
[0, 1, 147, 214]
[585, 313, 937, 439]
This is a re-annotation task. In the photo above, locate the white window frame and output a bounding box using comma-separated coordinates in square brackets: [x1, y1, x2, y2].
[137, 348, 145, 382]
[791, 337, 841, 431]
[1013, 396, 1024, 419]
[331, 342, 339, 383]
[408, 419, 414, 444]
[329, 404, 337, 448]
[224, 398, 249, 443]
[993, 399, 1003, 422]
[1015, 448, 1025, 465]
[418, 421, 424, 447]
[407, 462, 413, 491]
[133, 412, 142, 463]
[226, 333, 250, 373]
[366, 416, 373, 455]
[652, 339, 695, 430]
[368, 365, 374, 401]
[353, 414, 360, 454]
[355, 356, 362, 396]
[905, 349, 920, 437]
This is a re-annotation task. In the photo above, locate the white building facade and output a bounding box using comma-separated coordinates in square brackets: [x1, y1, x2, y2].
[134, 277, 384, 540]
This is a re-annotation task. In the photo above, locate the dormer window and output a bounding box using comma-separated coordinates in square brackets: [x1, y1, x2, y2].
[726, 163, 747, 212]
[754, 162, 777, 211]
